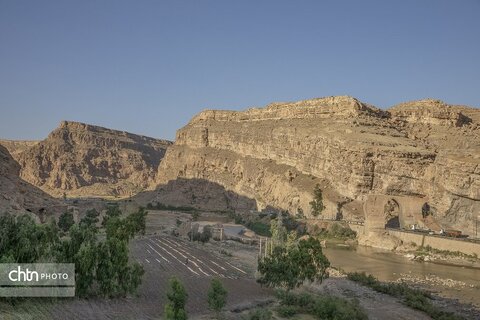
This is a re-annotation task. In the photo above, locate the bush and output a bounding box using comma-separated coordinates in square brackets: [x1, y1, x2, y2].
[246, 221, 271, 237]
[58, 211, 75, 232]
[164, 277, 188, 320]
[276, 290, 367, 320]
[347, 272, 464, 320]
[315, 222, 356, 241]
[147, 202, 197, 213]
[245, 308, 272, 320]
[312, 295, 366, 320]
[276, 305, 298, 317]
[208, 278, 228, 315]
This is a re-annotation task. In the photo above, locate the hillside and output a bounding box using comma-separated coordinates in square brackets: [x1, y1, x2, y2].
[154, 96, 480, 233]
[3, 121, 172, 198]
[0, 144, 62, 218]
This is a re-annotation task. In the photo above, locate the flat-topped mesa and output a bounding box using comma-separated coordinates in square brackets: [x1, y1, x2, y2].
[189, 96, 388, 124]
[389, 99, 472, 127]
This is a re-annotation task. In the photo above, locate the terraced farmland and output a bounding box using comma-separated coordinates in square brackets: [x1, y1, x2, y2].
[1, 234, 272, 320]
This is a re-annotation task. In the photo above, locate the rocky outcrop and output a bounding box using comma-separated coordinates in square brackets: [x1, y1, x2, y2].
[0, 140, 39, 157]
[0, 145, 61, 218]
[6, 121, 172, 197]
[155, 96, 479, 233]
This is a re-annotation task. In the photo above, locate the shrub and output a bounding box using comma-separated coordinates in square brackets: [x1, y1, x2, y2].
[208, 278, 228, 315]
[58, 211, 75, 232]
[347, 272, 464, 320]
[276, 305, 298, 317]
[312, 295, 367, 320]
[246, 308, 272, 320]
[276, 290, 367, 320]
[246, 221, 271, 237]
[164, 277, 188, 320]
[310, 184, 324, 217]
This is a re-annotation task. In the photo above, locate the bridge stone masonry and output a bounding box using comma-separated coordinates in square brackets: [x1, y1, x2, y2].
[357, 194, 480, 256]
[363, 194, 440, 232]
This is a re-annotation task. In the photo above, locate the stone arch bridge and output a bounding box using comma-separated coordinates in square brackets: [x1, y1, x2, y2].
[363, 195, 440, 232]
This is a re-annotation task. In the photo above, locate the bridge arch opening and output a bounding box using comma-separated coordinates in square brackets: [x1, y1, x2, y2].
[384, 199, 401, 229]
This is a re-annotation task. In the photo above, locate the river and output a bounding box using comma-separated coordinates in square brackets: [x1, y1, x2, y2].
[323, 244, 480, 307]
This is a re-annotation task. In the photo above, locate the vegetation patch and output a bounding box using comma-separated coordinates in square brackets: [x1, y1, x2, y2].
[275, 290, 368, 320]
[415, 245, 478, 261]
[347, 272, 465, 320]
[0, 206, 148, 298]
[245, 308, 273, 320]
[246, 221, 271, 237]
[147, 202, 198, 213]
[316, 222, 356, 241]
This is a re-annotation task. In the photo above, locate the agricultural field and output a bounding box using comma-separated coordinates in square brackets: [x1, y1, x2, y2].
[0, 211, 272, 320]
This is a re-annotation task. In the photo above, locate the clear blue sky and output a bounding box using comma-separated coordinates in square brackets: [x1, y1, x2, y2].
[1, 1, 479, 141]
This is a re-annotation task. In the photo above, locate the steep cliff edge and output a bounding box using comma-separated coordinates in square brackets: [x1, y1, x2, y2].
[5, 121, 172, 197]
[155, 96, 479, 233]
[0, 145, 61, 218]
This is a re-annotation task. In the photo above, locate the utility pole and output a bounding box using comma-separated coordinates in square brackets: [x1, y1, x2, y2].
[259, 237, 262, 260]
[475, 216, 480, 239]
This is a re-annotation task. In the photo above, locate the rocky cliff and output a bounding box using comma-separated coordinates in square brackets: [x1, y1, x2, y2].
[4, 121, 172, 197]
[0, 145, 61, 218]
[155, 96, 479, 233]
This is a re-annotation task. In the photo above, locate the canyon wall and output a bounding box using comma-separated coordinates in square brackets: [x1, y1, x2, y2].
[156, 96, 479, 233]
[2, 121, 172, 198]
[0, 144, 62, 218]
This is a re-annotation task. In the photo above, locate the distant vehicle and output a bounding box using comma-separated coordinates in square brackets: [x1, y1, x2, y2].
[444, 229, 462, 238]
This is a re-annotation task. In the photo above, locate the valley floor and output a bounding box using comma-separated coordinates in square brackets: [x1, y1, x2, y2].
[1, 210, 479, 320]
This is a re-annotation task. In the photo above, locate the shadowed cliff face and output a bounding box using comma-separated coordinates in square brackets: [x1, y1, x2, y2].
[0, 145, 61, 217]
[2, 121, 172, 198]
[135, 178, 257, 213]
[155, 96, 480, 233]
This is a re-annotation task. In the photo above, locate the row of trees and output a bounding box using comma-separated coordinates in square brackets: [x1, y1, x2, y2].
[164, 277, 227, 320]
[0, 205, 148, 298]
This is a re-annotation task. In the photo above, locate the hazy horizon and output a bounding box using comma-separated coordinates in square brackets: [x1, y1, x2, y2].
[1, 0, 479, 141]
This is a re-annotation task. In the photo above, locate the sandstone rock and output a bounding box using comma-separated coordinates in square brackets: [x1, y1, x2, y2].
[0, 145, 62, 217]
[358, 231, 402, 251]
[154, 96, 479, 233]
[3, 121, 172, 198]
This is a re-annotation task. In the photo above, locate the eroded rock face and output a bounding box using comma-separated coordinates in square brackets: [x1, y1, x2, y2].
[156, 96, 479, 233]
[5, 121, 172, 197]
[0, 145, 61, 218]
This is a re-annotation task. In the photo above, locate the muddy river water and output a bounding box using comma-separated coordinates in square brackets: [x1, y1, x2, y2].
[323, 245, 480, 307]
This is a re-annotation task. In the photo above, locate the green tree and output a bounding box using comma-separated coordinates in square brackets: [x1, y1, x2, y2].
[0, 214, 59, 263]
[102, 204, 122, 227]
[164, 277, 188, 320]
[257, 237, 329, 291]
[267, 215, 288, 254]
[208, 278, 227, 317]
[200, 226, 212, 244]
[80, 209, 99, 228]
[105, 207, 148, 241]
[125, 207, 148, 236]
[310, 184, 324, 217]
[74, 241, 97, 296]
[58, 211, 75, 232]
